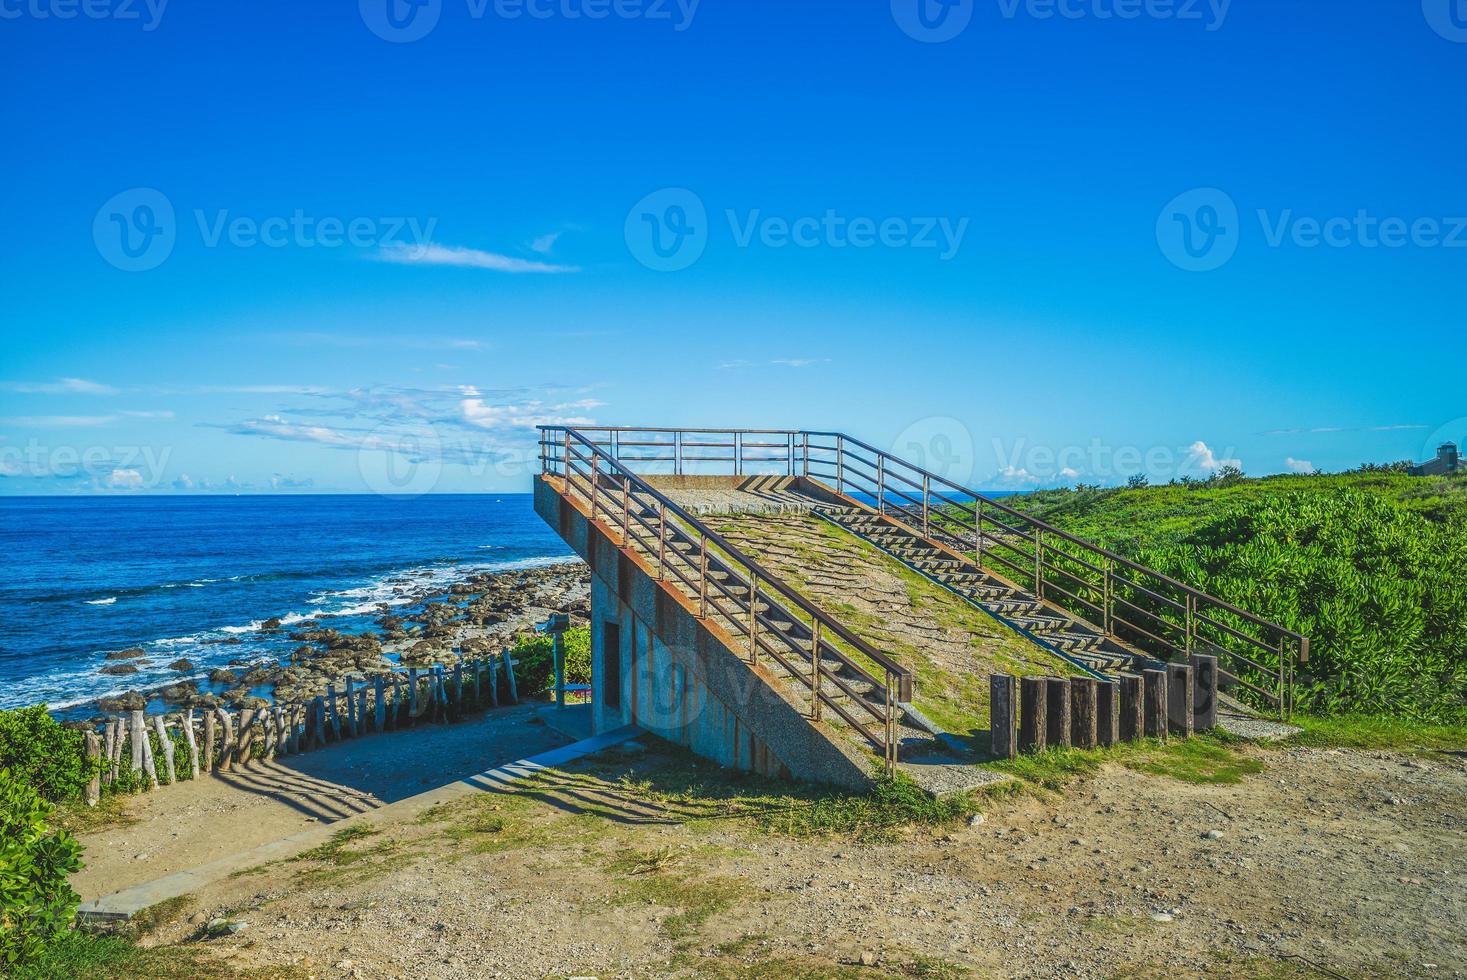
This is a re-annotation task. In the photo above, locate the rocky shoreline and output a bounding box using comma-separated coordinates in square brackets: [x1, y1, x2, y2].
[81, 561, 590, 722]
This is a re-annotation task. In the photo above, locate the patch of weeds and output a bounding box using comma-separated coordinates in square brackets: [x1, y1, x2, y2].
[11, 928, 304, 980]
[55, 794, 137, 836]
[754, 772, 980, 843]
[903, 955, 970, 979]
[1125, 737, 1263, 785]
[293, 824, 379, 865]
[286, 823, 409, 885]
[1080, 912, 1157, 936]
[607, 845, 682, 875]
[611, 871, 755, 940]
[425, 795, 550, 854]
[129, 895, 194, 938]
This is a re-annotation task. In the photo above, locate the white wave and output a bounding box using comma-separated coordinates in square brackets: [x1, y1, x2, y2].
[85, 597, 117, 606]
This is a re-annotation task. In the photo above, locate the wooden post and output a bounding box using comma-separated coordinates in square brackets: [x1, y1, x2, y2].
[215, 708, 235, 771]
[1044, 677, 1071, 748]
[1018, 676, 1047, 753]
[1070, 677, 1098, 750]
[452, 663, 463, 719]
[990, 674, 1017, 760]
[344, 679, 357, 737]
[135, 713, 158, 789]
[374, 675, 387, 731]
[182, 709, 200, 777]
[1143, 669, 1168, 739]
[237, 708, 256, 765]
[110, 716, 125, 782]
[1167, 663, 1195, 737]
[326, 686, 342, 741]
[1119, 674, 1143, 741]
[407, 669, 419, 724]
[262, 709, 277, 758]
[83, 731, 101, 806]
[1189, 653, 1218, 731]
[503, 650, 519, 704]
[1096, 680, 1119, 748]
[487, 658, 500, 707]
[388, 674, 401, 729]
[357, 685, 368, 734]
[129, 710, 146, 778]
[152, 715, 176, 784]
[203, 710, 217, 774]
[302, 699, 317, 751]
[469, 659, 480, 708]
[102, 718, 117, 786]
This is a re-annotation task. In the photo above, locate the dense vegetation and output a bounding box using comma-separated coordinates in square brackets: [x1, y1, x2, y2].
[0, 768, 83, 970]
[1000, 469, 1467, 721]
[0, 707, 90, 805]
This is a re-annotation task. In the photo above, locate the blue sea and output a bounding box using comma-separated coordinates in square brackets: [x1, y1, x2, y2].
[0, 495, 572, 716]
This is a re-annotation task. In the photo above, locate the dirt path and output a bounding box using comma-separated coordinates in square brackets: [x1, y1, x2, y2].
[72, 703, 583, 902]
[133, 739, 1466, 979]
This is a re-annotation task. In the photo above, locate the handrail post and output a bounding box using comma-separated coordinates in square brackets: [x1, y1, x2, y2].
[884, 671, 898, 777]
[747, 572, 759, 663]
[1185, 594, 1196, 656]
[590, 452, 600, 524]
[699, 535, 709, 618]
[809, 620, 822, 721]
[801, 432, 810, 478]
[733, 432, 741, 477]
[877, 455, 885, 515]
[1276, 635, 1287, 721]
[1034, 527, 1043, 597]
[563, 430, 571, 480]
[975, 500, 984, 566]
[922, 474, 930, 536]
[621, 473, 631, 539]
[675, 431, 683, 476]
[657, 503, 667, 581]
[835, 436, 844, 494]
[1102, 559, 1113, 634]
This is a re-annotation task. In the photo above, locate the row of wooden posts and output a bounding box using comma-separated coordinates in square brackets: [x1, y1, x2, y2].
[79, 652, 521, 806]
[989, 654, 1219, 758]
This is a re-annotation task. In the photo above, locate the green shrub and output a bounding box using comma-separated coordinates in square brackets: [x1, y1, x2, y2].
[0, 767, 83, 970]
[507, 625, 591, 697]
[0, 707, 88, 804]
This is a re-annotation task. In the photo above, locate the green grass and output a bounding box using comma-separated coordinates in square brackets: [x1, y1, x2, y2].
[1282, 713, 1467, 752]
[10, 929, 301, 980]
[609, 869, 754, 939]
[986, 732, 1262, 790]
[129, 895, 195, 938]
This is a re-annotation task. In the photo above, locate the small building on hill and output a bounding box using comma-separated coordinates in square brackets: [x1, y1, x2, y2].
[1410, 442, 1461, 476]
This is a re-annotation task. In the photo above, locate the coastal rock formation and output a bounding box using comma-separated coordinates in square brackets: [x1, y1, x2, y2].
[105, 647, 148, 660]
[100, 663, 140, 675]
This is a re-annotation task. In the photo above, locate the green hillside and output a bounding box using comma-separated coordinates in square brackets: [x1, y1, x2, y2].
[999, 469, 1467, 722]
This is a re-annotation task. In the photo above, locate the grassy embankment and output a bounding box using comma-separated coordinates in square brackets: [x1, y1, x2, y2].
[997, 468, 1467, 725]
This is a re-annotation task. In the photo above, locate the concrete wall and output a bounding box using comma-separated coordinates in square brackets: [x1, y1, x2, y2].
[534, 477, 873, 789]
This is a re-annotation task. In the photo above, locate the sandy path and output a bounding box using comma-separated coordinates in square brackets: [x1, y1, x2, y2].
[73, 703, 586, 902]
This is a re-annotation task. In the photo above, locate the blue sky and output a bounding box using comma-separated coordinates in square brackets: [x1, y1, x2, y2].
[2, 0, 1464, 493]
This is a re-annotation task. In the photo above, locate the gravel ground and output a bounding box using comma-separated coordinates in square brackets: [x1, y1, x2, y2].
[132, 740, 1466, 979]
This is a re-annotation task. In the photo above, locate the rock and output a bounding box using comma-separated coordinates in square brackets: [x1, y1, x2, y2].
[187, 912, 208, 925]
[969, 814, 986, 827]
[97, 690, 147, 712]
[105, 647, 148, 660]
[209, 668, 238, 685]
[168, 659, 195, 672]
[161, 682, 199, 703]
[858, 951, 880, 967]
[1151, 912, 1174, 923]
[100, 664, 140, 675]
[1202, 829, 1224, 840]
[262, 617, 283, 630]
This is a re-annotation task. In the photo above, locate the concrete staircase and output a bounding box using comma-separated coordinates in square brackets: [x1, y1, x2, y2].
[823, 509, 1142, 675]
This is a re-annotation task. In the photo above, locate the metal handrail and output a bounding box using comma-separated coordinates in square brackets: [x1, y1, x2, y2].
[539, 427, 910, 770]
[537, 425, 1308, 718]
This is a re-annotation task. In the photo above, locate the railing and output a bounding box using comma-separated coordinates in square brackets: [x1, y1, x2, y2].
[539, 426, 912, 773]
[536, 426, 1309, 719]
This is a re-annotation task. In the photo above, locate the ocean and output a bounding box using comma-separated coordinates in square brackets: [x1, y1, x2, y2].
[0, 494, 573, 716]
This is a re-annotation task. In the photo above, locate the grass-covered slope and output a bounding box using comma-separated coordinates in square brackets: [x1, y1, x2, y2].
[1000, 470, 1467, 722]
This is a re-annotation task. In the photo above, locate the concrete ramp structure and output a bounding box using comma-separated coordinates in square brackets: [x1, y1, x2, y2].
[535, 427, 1309, 790]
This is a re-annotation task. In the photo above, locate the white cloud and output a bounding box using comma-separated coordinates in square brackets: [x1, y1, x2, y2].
[173, 474, 195, 490]
[771, 358, 830, 369]
[120, 410, 175, 420]
[529, 232, 561, 254]
[1059, 466, 1080, 479]
[1186, 441, 1241, 473]
[0, 378, 117, 395]
[106, 468, 144, 490]
[1285, 457, 1315, 474]
[377, 242, 580, 274]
